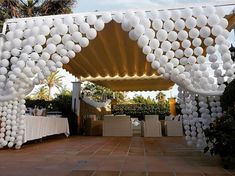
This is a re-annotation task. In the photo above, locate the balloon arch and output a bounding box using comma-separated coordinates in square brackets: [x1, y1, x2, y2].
[0, 5, 234, 149]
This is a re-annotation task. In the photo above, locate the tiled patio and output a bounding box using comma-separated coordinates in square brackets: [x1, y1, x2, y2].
[0, 136, 234, 176]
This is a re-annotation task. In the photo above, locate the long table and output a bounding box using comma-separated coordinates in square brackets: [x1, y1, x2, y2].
[24, 116, 70, 143]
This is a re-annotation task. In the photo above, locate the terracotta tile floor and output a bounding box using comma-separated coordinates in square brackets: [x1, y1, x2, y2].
[0, 136, 234, 176]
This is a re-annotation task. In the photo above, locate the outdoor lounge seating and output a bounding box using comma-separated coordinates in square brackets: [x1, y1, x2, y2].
[142, 115, 162, 137]
[164, 115, 183, 136]
[103, 115, 132, 136]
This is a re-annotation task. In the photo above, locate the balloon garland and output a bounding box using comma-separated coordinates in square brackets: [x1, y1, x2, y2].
[0, 5, 234, 148]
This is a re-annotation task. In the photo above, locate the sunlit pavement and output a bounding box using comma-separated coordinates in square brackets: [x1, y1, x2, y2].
[0, 136, 234, 176]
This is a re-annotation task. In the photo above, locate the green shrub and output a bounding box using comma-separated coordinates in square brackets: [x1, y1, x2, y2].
[111, 103, 170, 120]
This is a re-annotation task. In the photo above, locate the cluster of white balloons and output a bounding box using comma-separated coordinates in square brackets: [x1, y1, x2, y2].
[119, 6, 233, 94]
[0, 98, 25, 149]
[0, 6, 233, 148]
[178, 86, 223, 148]
[0, 13, 113, 148]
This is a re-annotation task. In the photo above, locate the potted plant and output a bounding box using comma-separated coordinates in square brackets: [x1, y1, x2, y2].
[204, 109, 235, 169]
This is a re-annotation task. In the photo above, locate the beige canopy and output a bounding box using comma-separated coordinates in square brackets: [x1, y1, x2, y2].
[63, 21, 174, 91]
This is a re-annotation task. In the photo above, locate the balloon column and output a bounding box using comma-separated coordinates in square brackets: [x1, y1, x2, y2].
[0, 6, 233, 148]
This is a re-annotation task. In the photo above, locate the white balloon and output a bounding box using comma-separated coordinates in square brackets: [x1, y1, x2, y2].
[163, 19, 174, 32]
[160, 10, 171, 21]
[61, 56, 70, 64]
[149, 39, 159, 49]
[36, 35, 46, 45]
[146, 53, 155, 62]
[72, 32, 82, 43]
[161, 41, 171, 52]
[67, 50, 76, 59]
[40, 25, 50, 36]
[52, 34, 61, 44]
[196, 15, 207, 27]
[86, 28, 97, 40]
[68, 24, 78, 34]
[140, 18, 151, 28]
[204, 6, 216, 17]
[170, 58, 179, 67]
[129, 15, 140, 27]
[12, 38, 22, 48]
[79, 37, 89, 48]
[75, 15, 85, 25]
[34, 45, 43, 53]
[44, 18, 54, 27]
[46, 43, 57, 54]
[57, 24, 68, 35]
[188, 56, 196, 64]
[204, 37, 213, 46]
[181, 8, 192, 19]
[206, 46, 215, 54]
[149, 10, 159, 20]
[129, 30, 138, 40]
[219, 18, 228, 29]
[62, 34, 71, 44]
[197, 56, 206, 64]
[178, 30, 188, 41]
[175, 19, 185, 31]
[167, 31, 177, 42]
[208, 15, 220, 26]
[102, 12, 112, 23]
[156, 29, 168, 41]
[175, 49, 184, 58]
[199, 26, 211, 38]
[185, 17, 196, 29]
[165, 51, 174, 59]
[194, 47, 203, 56]
[189, 28, 199, 39]
[112, 12, 123, 23]
[171, 10, 181, 21]
[152, 19, 163, 31]
[192, 38, 202, 47]
[154, 48, 163, 58]
[142, 46, 151, 55]
[137, 35, 149, 48]
[151, 60, 160, 69]
[171, 41, 180, 50]
[134, 24, 145, 37]
[182, 40, 191, 49]
[144, 29, 155, 40]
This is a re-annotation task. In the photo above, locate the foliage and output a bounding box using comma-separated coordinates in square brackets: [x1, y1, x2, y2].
[43, 71, 64, 100]
[220, 78, 235, 111]
[28, 85, 48, 100]
[56, 85, 72, 97]
[204, 109, 235, 169]
[204, 78, 235, 169]
[81, 82, 127, 103]
[0, 0, 76, 31]
[131, 95, 156, 104]
[112, 103, 170, 120]
[156, 91, 166, 102]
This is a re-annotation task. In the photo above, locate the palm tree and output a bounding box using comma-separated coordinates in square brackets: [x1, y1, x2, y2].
[0, 0, 76, 31]
[156, 91, 166, 102]
[31, 85, 48, 100]
[43, 71, 64, 101]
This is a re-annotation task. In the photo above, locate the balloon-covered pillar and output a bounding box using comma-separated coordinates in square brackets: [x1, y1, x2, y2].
[178, 87, 223, 148]
[0, 5, 234, 149]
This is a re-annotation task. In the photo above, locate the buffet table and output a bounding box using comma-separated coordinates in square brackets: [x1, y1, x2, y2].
[23, 116, 70, 143]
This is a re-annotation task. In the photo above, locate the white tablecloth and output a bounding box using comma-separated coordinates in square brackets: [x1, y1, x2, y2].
[24, 116, 70, 143]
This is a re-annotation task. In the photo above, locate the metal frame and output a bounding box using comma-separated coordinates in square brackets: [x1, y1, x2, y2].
[4, 1, 235, 24]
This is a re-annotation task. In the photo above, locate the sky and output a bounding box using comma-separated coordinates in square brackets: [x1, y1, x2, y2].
[56, 0, 235, 99]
